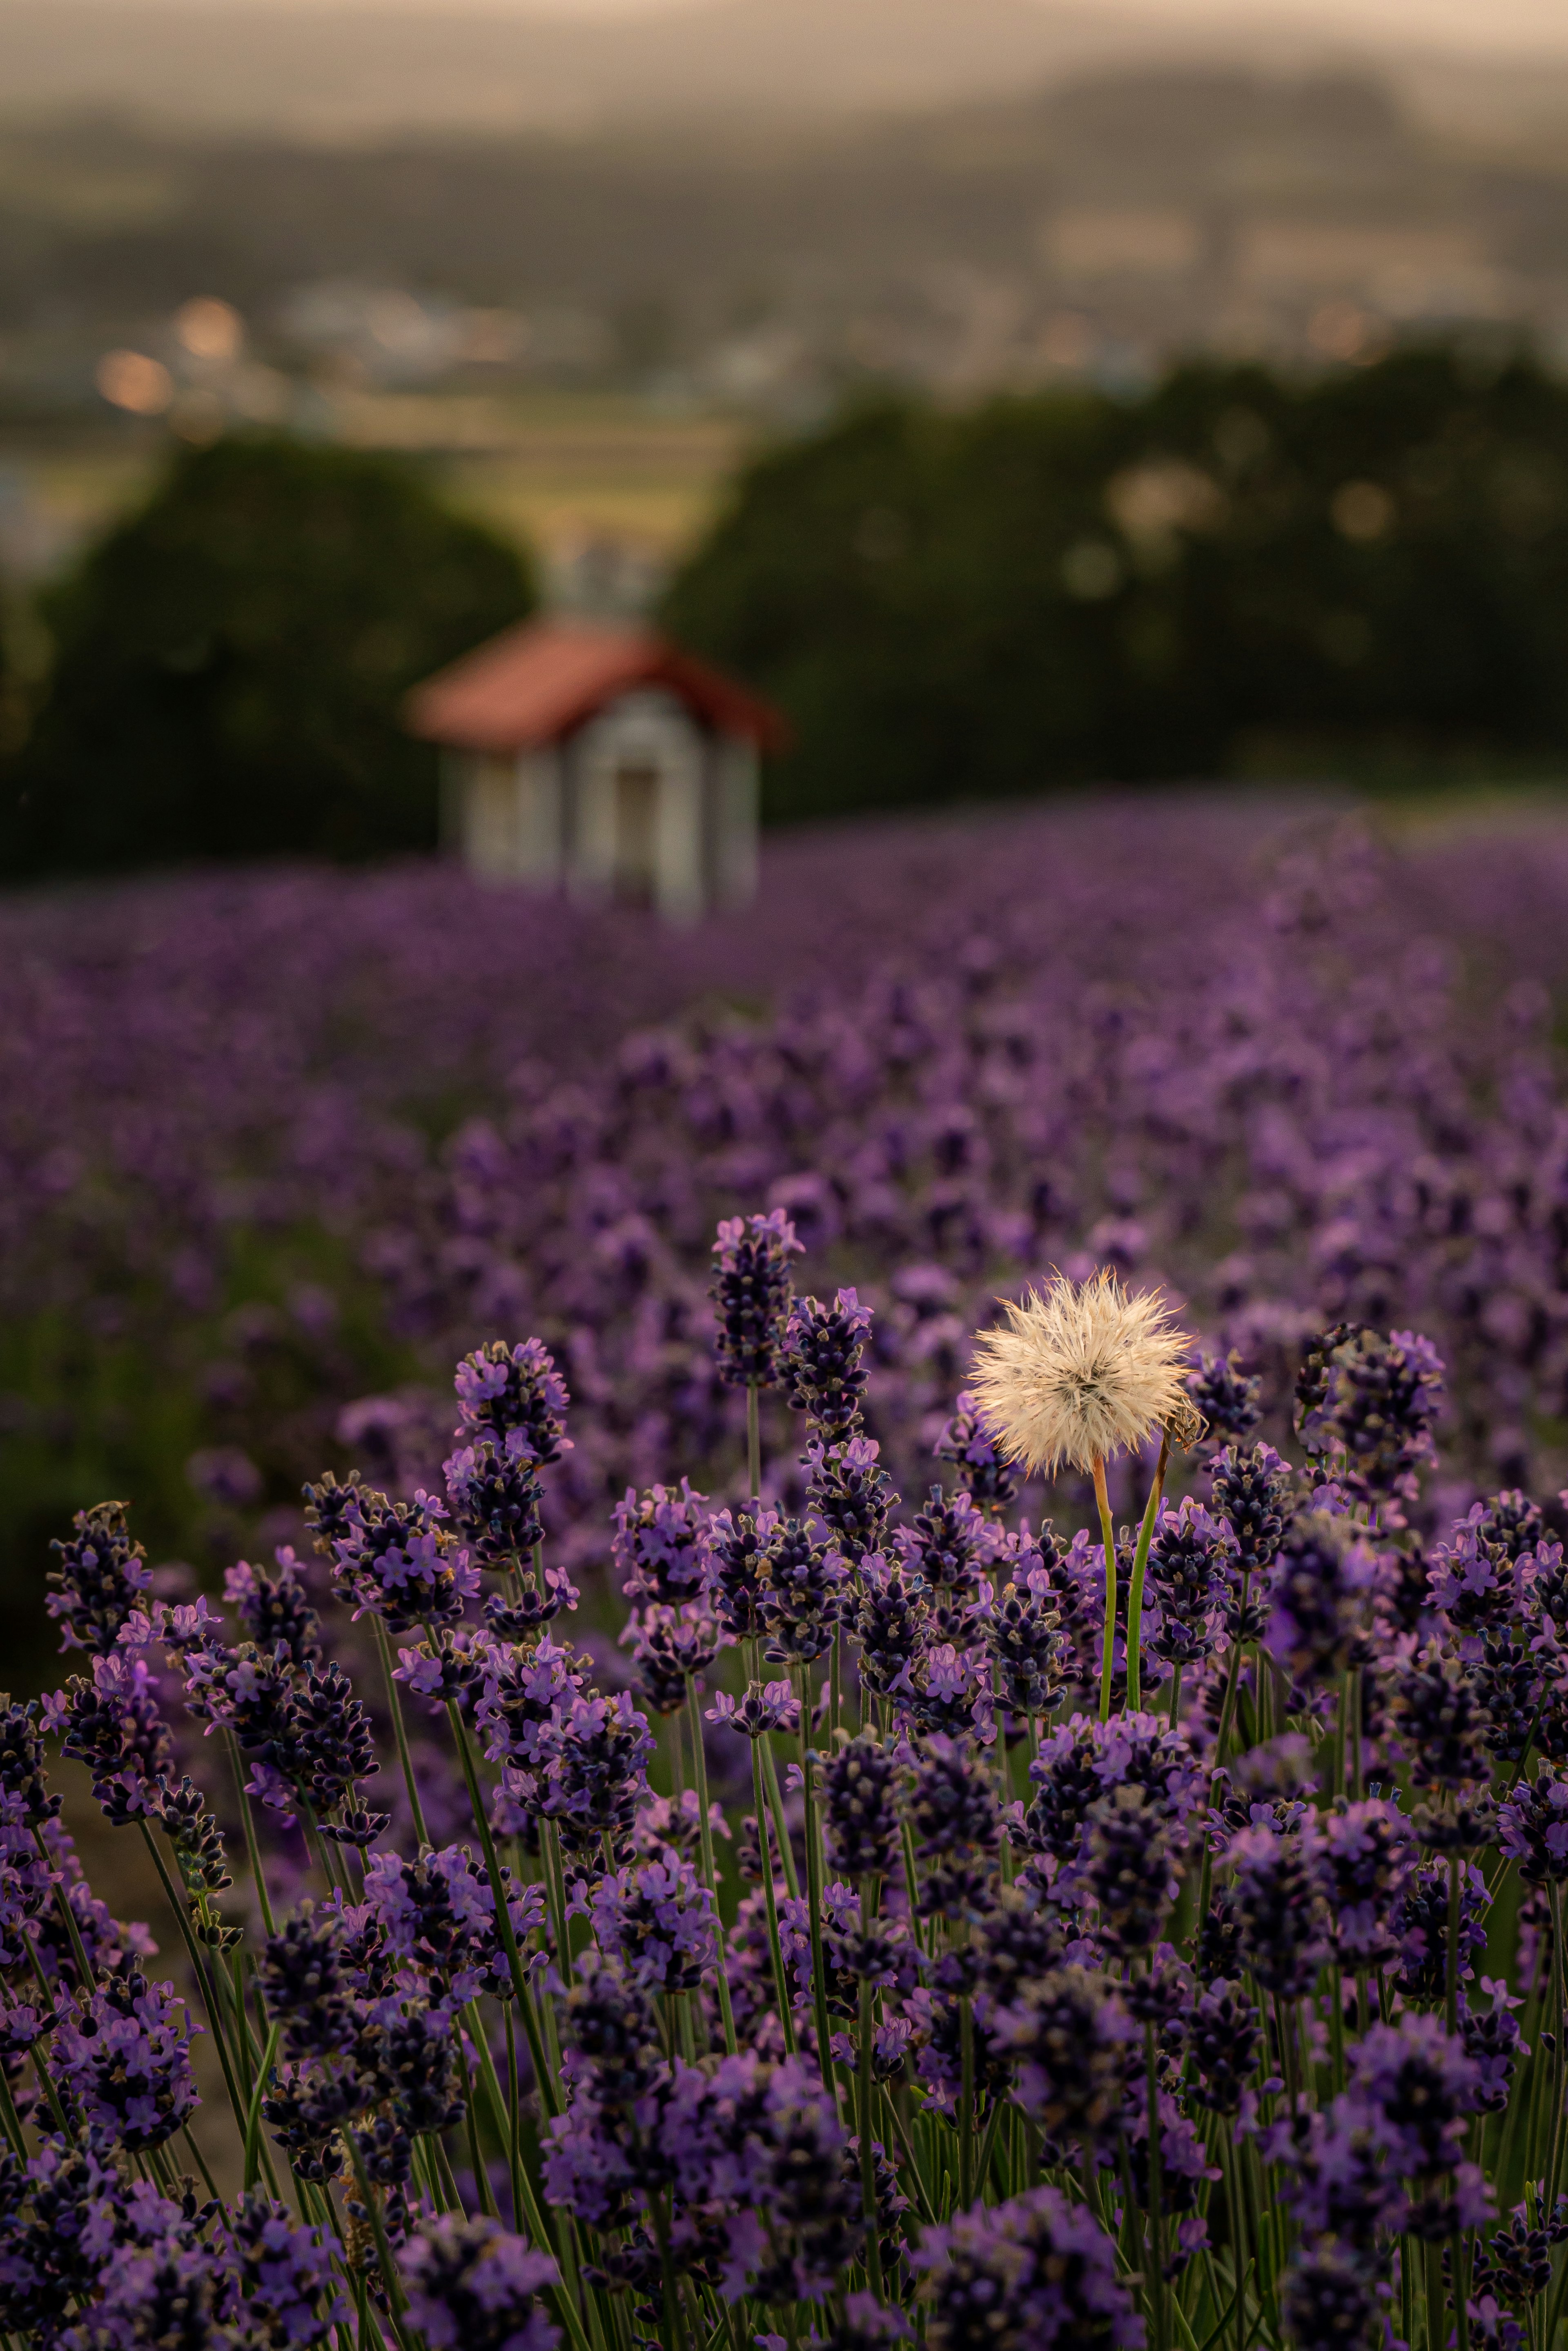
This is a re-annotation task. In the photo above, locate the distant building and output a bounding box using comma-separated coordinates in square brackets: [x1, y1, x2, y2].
[406, 618, 784, 922]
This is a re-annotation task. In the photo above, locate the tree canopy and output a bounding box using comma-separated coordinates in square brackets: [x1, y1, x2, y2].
[3, 434, 536, 874]
[661, 346, 1568, 818]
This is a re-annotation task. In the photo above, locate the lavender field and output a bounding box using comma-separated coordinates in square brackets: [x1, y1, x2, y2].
[10, 792, 1568, 2351]
[4, 792, 1568, 1618]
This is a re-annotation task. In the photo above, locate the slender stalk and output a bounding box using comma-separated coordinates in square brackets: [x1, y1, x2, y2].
[796, 1666, 839, 2114]
[959, 1994, 976, 2209]
[223, 1723, 277, 1936]
[1124, 1432, 1170, 1716]
[760, 1734, 801, 1901]
[1092, 1456, 1118, 1724]
[858, 1874, 885, 2301]
[747, 1381, 762, 1501]
[751, 1737, 797, 2054]
[442, 1698, 562, 2115]
[374, 1615, 429, 1848]
[1145, 2017, 1167, 2351]
[686, 1678, 738, 2056]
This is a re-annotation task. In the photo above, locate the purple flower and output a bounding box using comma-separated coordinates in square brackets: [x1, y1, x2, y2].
[1500, 1770, 1568, 1885]
[1297, 1324, 1444, 1508]
[1389, 1644, 1491, 1791]
[223, 1549, 321, 1665]
[1281, 2247, 1378, 2351]
[1349, 2011, 1481, 2175]
[537, 1692, 655, 1857]
[224, 2192, 345, 2347]
[784, 1288, 873, 1434]
[1263, 1510, 1382, 1688]
[822, 1734, 900, 1880]
[259, 1903, 359, 2059]
[1186, 1352, 1261, 1446]
[454, 1339, 572, 1466]
[611, 1480, 714, 1607]
[581, 1857, 717, 1993]
[1314, 1797, 1415, 1964]
[330, 1487, 479, 1633]
[399, 2214, 559, 2351]
[910, 1734, 1001, 1918]
[1143, 1500, 1232, 1668]
[1226, 1820, 1328, 1997]
[444, 1440, 546, 1568]
[806, 1435, 897, 1565]
[52, 1971, 199, 2151]
[365, 1844, 542, 2005]
[1209, 1442, 1292, 1580]
[912, 2185, 1141, 2350]
[1430, 1521, 1518, 1637]
[47, 1650, 173, 1827]
[710, 1208, 803, 1392]
[934, 1388, 1022, 1515]
[760, 1517, 847, 1667]
[624, 1602, 723, 1716]
[0, 1696, 61, 1827]
[708, 1680, 800, 1739]
[474, 1634, 588, 1767]
[45, 1502, 154, 1656]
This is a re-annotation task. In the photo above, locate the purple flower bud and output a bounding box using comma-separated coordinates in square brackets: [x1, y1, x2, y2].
[399, 2214, 559, 2351]
[709, 1209, 802, 1391]
[912, 2184, 1139, 2350]
[784, 1288, 873, 1435]
[454, 1339, 571, 1466]
[52, 1970, 199, 2151]
[934, 1390, 1021, 1515]
[581, 1857, 717, 1994]
[708, 1680, 800, 1740]
[223, 1549, 320, 1665]
[45, 1502, 153, 1656]
[611, 1480, 713, 1608]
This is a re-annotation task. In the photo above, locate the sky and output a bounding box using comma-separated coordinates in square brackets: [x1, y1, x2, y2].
[67, 0, 1568, 41]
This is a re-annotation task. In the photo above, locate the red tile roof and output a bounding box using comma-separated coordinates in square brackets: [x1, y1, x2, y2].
[405, 618, 786, 753]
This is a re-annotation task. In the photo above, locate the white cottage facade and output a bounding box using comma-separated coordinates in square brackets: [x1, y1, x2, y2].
[406, 620, 781, 923]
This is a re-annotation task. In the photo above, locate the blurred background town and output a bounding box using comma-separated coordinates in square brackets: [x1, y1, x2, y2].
[4, 0, 1568, 863]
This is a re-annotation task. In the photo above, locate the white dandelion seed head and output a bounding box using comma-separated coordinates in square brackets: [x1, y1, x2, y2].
[967, 1268, 1196, 1479]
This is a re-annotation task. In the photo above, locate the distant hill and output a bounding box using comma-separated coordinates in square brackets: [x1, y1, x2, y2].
[0, 0, 1229, 139]
[4, 0, 1568, 142]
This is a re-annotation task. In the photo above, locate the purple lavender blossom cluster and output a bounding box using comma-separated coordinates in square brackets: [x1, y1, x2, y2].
[12, 1212, 1568, 2351]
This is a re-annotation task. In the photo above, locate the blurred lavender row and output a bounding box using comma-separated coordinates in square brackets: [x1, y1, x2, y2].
[5, 796, 1568, 1606]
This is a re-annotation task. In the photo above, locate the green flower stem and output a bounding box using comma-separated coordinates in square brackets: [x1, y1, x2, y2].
[134, 1815, 254, 2139]
[959, 1994, 976, 2209]
[796, 1666, 840, 2115]
[442, 1697, 562, 2117]
[747, 1383, 762, 1502]
[1145, 2015, 1167, 2351]
[858, 1874, 884, 2301]
[686, 1677, 739, 2056]
[223, 1723, 277, 1936]
[751, 1735, 797, 2055]
[1124, 1433, 1171, 1717]
[374, 1615, 430, 1849]
[1092, 1457, 1118, 1723]
[760, 1730, 801, 1902]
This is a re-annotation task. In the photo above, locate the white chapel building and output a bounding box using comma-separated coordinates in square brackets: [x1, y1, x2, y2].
[406, 618, 783, 923]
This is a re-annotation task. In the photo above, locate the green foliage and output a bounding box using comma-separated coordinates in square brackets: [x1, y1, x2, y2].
[3, 433, 536, 872]
[661, 347, 1568, 818]
[0, 1218, 421, 1689]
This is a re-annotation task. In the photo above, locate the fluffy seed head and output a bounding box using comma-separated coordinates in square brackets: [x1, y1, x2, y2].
[968, 1270, 1195, 1477]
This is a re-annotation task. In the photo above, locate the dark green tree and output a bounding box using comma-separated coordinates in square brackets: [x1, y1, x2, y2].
[662, 346, 1568, 818]
[3, 434, 536, 872]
